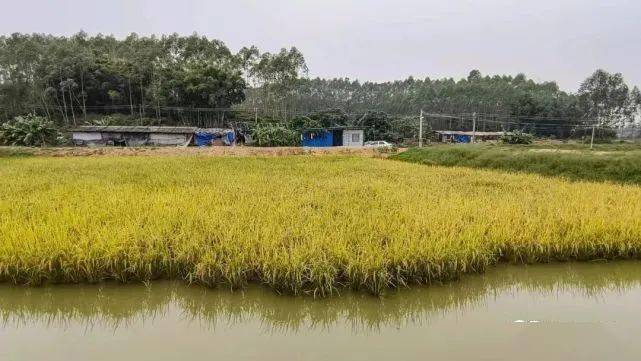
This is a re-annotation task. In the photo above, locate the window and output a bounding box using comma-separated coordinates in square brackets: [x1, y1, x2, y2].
[351, 133, 360, 143]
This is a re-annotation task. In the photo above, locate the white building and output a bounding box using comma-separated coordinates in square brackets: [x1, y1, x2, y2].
[72, 126, 196, 147]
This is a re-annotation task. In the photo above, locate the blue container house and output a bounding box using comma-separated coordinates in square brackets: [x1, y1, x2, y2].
[301, 127, 365, 147]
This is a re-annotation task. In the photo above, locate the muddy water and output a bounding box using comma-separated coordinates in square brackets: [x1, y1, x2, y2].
[2, 262, 641, 361]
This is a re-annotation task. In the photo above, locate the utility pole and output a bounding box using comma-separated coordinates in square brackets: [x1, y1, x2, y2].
[419, 109, 424, 147]
[471, 112, 477, 143]
[590, 123, 596, 149]
[128, 78, 134, 116]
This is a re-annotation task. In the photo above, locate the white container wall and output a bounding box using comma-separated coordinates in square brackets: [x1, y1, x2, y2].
[342, 130, 364, 147]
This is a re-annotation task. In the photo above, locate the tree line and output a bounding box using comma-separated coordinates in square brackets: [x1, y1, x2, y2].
[1, 32, 639, 141]
[248, 69, 640, 126]
[0, 32, 307, 125]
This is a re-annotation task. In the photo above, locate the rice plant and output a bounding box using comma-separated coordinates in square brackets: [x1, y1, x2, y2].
[1, 155, 641, 295]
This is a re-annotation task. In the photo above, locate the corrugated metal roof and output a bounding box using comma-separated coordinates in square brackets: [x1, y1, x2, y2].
[72, 126, 198, 134]
[196, 128, 233, 133]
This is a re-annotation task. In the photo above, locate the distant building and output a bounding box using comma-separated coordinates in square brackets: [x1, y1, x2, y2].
[72, 126, 197, 147]
[301, 127, 365, 147]
[433, 130, 505, 143]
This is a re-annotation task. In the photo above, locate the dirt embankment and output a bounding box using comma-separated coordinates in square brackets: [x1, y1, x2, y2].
[1, 146, 399, 158]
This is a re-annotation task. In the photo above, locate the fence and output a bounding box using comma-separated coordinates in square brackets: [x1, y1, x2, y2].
[421, 112, 641, 144]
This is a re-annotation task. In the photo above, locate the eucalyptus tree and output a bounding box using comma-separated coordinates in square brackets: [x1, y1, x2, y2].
[578, 69, 640, 127]
[244, 47, 308, 118]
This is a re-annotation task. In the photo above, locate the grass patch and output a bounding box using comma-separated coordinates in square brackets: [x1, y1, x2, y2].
[1, 155, 641, 295]
[391, 144, 641, 184]
[521, 141, 641, 152]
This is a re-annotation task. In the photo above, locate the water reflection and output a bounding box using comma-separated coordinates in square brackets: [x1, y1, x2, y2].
[1, 262, 640, 333]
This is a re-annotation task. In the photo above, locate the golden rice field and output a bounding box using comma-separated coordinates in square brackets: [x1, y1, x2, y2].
[1, 155, 641, 295]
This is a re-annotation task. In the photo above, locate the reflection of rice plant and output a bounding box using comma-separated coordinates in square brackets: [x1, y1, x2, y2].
[0, 283, 173, 329]
[1, 156, 641, 296]
[1, 263, 640, 333]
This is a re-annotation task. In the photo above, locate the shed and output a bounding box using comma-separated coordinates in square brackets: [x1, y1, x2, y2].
[301, 127, 365, 147]
[71, 126, 197, 147]
[434, 130, 505, 143]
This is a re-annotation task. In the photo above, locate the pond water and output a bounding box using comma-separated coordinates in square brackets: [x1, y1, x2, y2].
[2, 262, 641, 361]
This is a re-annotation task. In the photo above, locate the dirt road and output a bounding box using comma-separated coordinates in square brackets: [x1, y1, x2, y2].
[1, 146, 398, 158]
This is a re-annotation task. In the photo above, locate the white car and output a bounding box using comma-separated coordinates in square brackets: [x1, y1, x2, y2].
[364, 140, 394, 148]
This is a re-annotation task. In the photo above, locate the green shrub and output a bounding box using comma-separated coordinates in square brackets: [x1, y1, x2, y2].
[500, 130, 534, 144]
[0, 114, 61, 146]
[375, 145, 399, 154]
[287, 116, 322, 131]
[252, 123, 300, 146]
[571, 127, 617, 143]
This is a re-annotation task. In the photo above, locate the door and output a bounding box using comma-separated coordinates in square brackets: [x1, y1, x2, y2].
[332, 130, 343, 146]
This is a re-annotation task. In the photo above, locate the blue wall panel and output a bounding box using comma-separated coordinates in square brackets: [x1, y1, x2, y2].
[302, 130, 333, 147]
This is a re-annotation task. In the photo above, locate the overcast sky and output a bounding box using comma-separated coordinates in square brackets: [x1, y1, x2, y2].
[1, 0, 639, 91]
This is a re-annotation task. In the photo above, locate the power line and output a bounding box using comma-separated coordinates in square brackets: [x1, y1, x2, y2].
[3, 104, 638, 133]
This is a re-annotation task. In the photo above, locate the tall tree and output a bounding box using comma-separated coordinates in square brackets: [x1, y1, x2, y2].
[578, 69, 639, 127]
[247, 47, 308, 118]
[0, 32, 254, 125]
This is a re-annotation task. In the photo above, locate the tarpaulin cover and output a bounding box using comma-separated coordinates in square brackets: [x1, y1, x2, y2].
[196, 130, 236, 146]
[224, 131, 235, 145]
[454, 135, 471, 143]
[195, 132, 215, 146]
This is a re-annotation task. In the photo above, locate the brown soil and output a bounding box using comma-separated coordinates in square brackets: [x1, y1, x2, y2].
[3, 146, 400, 158]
